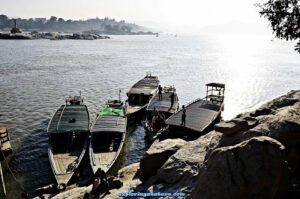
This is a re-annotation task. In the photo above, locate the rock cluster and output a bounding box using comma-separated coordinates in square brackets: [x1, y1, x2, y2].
[0, 32, 110, 40]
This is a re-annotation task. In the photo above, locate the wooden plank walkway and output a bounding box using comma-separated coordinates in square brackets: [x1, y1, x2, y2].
[166, 99, 222, 133]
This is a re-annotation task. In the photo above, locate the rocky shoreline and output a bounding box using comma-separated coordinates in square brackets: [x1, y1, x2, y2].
[0, 32, 110, 40]
[35, 90, 300, 199]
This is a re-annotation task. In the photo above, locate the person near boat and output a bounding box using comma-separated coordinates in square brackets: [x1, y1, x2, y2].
[169, 92, 175, 109]
[181, 105, 186, 126]
[91, 168, 110, 198]
[158, 85, 162, 100]
[151, 107, 159, 128]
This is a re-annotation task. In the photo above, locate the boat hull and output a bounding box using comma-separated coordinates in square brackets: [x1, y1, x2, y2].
[48, 135, 89, 188]
[125, 103, 147, 123]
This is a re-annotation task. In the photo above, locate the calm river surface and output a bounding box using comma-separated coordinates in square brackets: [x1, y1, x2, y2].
[0, 34, 299, 197]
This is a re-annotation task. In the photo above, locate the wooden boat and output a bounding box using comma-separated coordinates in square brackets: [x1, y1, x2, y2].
[47, 96, 89, 189]
[166, 83, 225, 140]
[125, 73, 159, 121]
[143, 86, 179, 141]
[89, 99, 127, 174]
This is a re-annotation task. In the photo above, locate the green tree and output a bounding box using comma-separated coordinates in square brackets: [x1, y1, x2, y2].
[0, 14, 9, 28]
[257, 0, 300, 53]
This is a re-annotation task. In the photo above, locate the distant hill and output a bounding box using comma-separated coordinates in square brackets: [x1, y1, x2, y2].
[0, 14, 155, 35]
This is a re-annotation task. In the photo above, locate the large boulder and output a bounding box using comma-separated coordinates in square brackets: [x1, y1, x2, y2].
[192, 136, 288, 199]
[266, 102, 300, 147]
[135, 131, 222, 197]
[140, 139, 186, 181]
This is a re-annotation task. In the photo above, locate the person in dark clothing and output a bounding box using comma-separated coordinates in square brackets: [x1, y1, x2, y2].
[91, 168, 110, 198]
[158, 85, 162, 100]
[169, 92, 175, 109]
[152, 107, 159, 129]
[181, 105, 186, 126]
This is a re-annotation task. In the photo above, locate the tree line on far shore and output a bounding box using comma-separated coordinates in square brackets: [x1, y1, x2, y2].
[0, 14, 149, 34]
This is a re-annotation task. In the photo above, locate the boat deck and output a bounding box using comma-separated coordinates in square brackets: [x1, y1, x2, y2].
[48, 105, 89, 133]
[91, 115, 126, 133]
[94, 152, 116, 171]
[53, 150, 81, 174]
[147, 92, 178, 114]
[166, 99, 222, 133]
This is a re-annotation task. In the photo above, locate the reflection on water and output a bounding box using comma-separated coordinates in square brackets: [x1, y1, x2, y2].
[0, 34, 299, 197]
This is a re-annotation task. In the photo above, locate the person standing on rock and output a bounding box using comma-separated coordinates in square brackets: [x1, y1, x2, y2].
[158, 85, 163, 100]
[181, 105, 186, 126]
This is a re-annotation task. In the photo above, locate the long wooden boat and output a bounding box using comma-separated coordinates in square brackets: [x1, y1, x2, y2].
[143, 86, 179, 141]
[125, 73, 159, 121]
[89, 100, 127, 174]
[166, 83, 225, 140]
[47, 96, 89, 189]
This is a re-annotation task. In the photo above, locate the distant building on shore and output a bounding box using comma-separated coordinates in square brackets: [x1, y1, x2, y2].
[34, 18, 47, 23]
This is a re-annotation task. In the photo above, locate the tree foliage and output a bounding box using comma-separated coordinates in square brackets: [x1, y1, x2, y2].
[257, 0, 300, 53]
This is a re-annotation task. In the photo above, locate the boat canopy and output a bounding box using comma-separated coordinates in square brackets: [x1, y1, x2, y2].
[97, 107, 125, 117]
[127, 75, 159, 96]
[48, 105, 89, 134]
[206, 83, 225, 89]
[91, 115, 126, 133]
[205, 82, 225, 103]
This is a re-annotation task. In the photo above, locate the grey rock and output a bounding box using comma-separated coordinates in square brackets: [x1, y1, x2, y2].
[135, 131, 222, 198]
[214, 118, 258, 135]
[192, 136, 288, 199]
[140, 139, 186, 181]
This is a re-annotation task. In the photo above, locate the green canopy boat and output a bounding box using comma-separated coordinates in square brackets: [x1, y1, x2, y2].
[89, 99, 127, 174]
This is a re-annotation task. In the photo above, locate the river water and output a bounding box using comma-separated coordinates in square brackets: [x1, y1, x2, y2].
[0, 34, 299, 197]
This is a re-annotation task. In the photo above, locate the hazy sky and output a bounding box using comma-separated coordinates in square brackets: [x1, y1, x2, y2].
[0, 0, 268, 31]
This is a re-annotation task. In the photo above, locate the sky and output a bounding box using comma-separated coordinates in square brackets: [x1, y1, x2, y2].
[0, 0, 269, 33]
